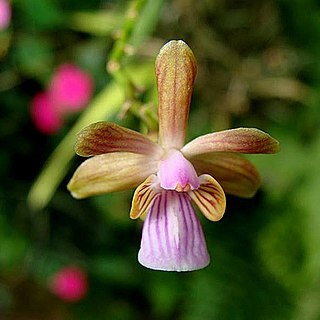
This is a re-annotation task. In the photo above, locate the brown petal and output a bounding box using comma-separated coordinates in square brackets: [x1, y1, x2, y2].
[130, 175, 160, 219]
[67, 152, 158, 199]
[156, 40, 197, 149]
[189, 174, 226, 221]
[181, 128, 280, 157]
[190, 152, 261, 198]
[75, 121, 163, 157]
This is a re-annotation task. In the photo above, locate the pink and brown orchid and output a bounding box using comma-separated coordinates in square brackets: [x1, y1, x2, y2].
[67, 40, 279, 272]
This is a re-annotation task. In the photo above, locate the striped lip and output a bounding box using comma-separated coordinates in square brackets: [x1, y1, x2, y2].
[138, 190, 210, 272]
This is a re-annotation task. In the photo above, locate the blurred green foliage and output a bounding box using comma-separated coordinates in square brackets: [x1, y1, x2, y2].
[1, 0, 320, 319]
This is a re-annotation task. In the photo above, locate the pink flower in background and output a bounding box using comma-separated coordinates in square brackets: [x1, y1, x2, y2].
[49, 64, 94, 112]
[30, 64, 94, 134]
[0, 0, 11, 30]
[49, 266, 88, 303]
[30, 92, 63, 135]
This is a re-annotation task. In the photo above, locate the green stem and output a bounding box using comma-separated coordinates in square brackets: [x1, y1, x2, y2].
[107, 0, 147, 73]
[27, 81, 124, 211]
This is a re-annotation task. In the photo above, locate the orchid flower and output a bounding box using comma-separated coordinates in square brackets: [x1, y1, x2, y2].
[67, 40, 279, 272]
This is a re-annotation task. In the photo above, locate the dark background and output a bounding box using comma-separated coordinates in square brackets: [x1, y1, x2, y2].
[1, 0, 320, 319]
